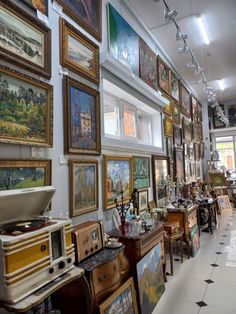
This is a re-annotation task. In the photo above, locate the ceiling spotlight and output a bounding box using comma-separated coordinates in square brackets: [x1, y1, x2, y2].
[164, 8, 177, 20]
[187, 58, 196, 68]
[194, 66, 204, 74]
[178, 43, 189, 53]
[176, 28, 188, 40]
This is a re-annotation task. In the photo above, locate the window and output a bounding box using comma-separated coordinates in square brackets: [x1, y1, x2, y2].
[215, 136, 235, 170]
[104, 94, 120, 137]
[122, 104, 136, 138]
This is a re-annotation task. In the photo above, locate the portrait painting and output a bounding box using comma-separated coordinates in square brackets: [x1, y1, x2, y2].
[22, 0, 48, 15]
[138, 189, 148, 214]
[173, 125, 182, 147]
[70, 160, 98, 217]
[0, 2, 51, 78]
[108, 4, 139, 75]
[99, 278, 138, 314]
[157, 57, 170, 95]
[164, 116, 173, 138]
[56, 0, 101, 41]
[139, 38, 157, 90]
[60, 18, 99, 84]
[174, 148, 184, 183]
[137, 243, 165, 314]
[133, 156, 150, 189]
[152, 155, 169, 203]
[180, 84, 191, 118]
[182, 118, 192, 142]
[103, 155, 133, 209]
[173, 101, 181, 125]
[228, 104, 236, 127]
[64, 76, 100, 155]
[0, 160, 51, 191]
[191, 95, 198, 122]
[170, 71, 179, 102]
[0, 65, 52, 147]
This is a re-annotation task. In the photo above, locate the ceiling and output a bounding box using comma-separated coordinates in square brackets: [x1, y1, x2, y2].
[127, 0, 236, 104]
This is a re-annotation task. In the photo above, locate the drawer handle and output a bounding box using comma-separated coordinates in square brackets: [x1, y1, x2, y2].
[98, 274, 108, 282]
[41, 245, 47, 252]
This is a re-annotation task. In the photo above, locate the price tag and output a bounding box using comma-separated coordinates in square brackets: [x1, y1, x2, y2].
[52, 1, 63, 15]
[59, 65, 68, 76]
[37, 11, 49, 26]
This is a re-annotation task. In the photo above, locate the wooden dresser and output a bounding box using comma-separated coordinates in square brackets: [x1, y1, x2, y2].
[167, 204, 199, 257]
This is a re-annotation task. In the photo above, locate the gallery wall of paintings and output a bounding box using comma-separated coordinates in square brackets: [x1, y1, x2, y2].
[0, 0, 205, 230]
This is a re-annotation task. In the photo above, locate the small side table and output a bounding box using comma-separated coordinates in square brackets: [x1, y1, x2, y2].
[164, 227, 184, 276]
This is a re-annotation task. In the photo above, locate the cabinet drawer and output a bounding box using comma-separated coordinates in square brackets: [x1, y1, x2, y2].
[188, 211, 197, 228]
[92, 259, 121, 296]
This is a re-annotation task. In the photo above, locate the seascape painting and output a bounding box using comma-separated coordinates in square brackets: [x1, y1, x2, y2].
[108, 4, 139, 75]
[0, 68, 52, 146]
[137, 243, 165, 314]
[57, 0, 101, 41]
[170, 71, 179, 101]
[0, 160, 51, 190]
[68, 34, 93, 70]
[22, 0, 48, 16]
[139, 38, 157, 90]
[70, 160, 98, 217]
[0, 6, 44, 67]
[133, 156, 150, 189]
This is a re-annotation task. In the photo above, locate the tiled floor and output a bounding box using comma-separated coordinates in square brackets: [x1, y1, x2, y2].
[153, 209, 236, 314]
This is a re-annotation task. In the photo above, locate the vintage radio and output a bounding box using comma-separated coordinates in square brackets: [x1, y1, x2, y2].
[0, 186, 75, 304]
[72, 221, 104, 264]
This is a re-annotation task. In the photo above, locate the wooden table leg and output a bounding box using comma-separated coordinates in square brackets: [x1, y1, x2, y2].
[169, 240, 174, 275]
[163, 262, 167, 282]
[180, 235, 183, 263]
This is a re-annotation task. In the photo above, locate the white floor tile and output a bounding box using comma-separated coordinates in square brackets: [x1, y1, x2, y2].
[152, 299, 199, 314]
[212, 265, 236, 284]
[199, 305, 236, 314]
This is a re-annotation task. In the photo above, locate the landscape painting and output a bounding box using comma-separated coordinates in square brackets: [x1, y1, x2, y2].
[158, 57, 170, 95]
[99, 278, 138, 314]
[22, 0, 48, 16]
[108, 4, 139, 76]
[0, 160, 51, 191]
[181, 84, 191, 118]
[60, 19, 99, 84]
[170, 71, 179, 102]
[56, 0, 101, 41]
[103, 155, 133, 209]
[70, 160, 98, 217]
[64, 76, 100, 155]
[133, 156, 150, 189]
[0, 3, 51, 78]
[139, 38, 157, 90]
[137, 243, 165, 314]
[0, 66, 52, 146]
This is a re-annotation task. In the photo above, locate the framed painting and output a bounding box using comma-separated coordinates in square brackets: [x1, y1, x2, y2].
[170, 71, 179, 102]
[217, 195, 232, 212]
[133, 156, 150, 189]
[174, 148, 185, 183]
[103, 155, 133, 209]
[184, 143, 190, 159]
[228, 104, 236, 127]
[185, 160, 191, 183]
[200, 142, 204, 159]
[157, 56, 170, 95]
[60, 18, 99, 84]
[163, 95, 173, 116]
[108, 4, 139, 75]
[56, 0, 102, 42]
[0, 160, 51, 191]
[99, 277, 138, 314]
[139, 38, 157, 90]
[22, 0, 48, 16]
[189, 145, 194, 161]
[182, 118, 192, 142]
[166, 137, 173, 162]
[0, 65, 52, 147]
[213, 104, 225, 128]
[192, 123, 199, 141]
[190, 162, 196, 181]
[180, 83, 191, 118]
[64, 76, 100, 155]
[195, 162, 201, 179]
[173, 125, 182, 147]
[209, 173, 227, 186]
[69, 160, 98, 217]
[198, 123, 203, 140]
[190, 224, 200, 257]
[164, 116, 173, 138]
[173, 101, 181, 125]
[197, 102, 203, 123]
[191, 95, 198, 122]
[152, 155, 170, 204]
[194, 143, 200, 161]
[0, 1, 51, 78]
[138, 189, 148, 214]
[137, 243, 165, 314]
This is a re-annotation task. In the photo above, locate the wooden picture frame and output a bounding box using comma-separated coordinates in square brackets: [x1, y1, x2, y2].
[0, 159, 51, 191]
[0, 65, 53, 147]
[170, 71, 179, 102]
[182, 118, 192, 142]
[174, 148, 185, 183]
[173, 101, 181, 125]
[200, 142, 204, 159]
[22, 0, 48, 16]
[164, 116, 173, 138]
[56, 0, 102, 42]
[0, 1, 51, 78]
[157, 56, 170, 95]
[152, 155, 170, 204]
[133, 156, 150, 189]
[60, 18, 99, 84]
[138, 189, 148, 214]
[99, 277, 138, 314]
[103, 155, 133, 210]
[192, 123, 199, 141]
[198, 102, 203, 123]
[69, 160, 98, 217]
[217, 195, 232, 212]
[209, 173, 227, 186]
[163, 95, 173, 116]
[166, 137, 174, 162]
[180, 83, 191, 118]
[191, 95, 198, 122]
[173, 125, 182, 147]
[64, 76, 101, 155]
[198, 123, 203, 140]
[194, 142, 200, 161]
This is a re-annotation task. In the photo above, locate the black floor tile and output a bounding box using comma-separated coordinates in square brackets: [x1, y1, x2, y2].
[215, 252, 223, 255]
[210, 263, 219, 267]
[196, 301, 208, 307]
[205, 279, 214, 284]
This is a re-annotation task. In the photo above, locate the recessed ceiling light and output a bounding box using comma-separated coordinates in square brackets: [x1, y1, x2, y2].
[197, 16, 210, 45]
